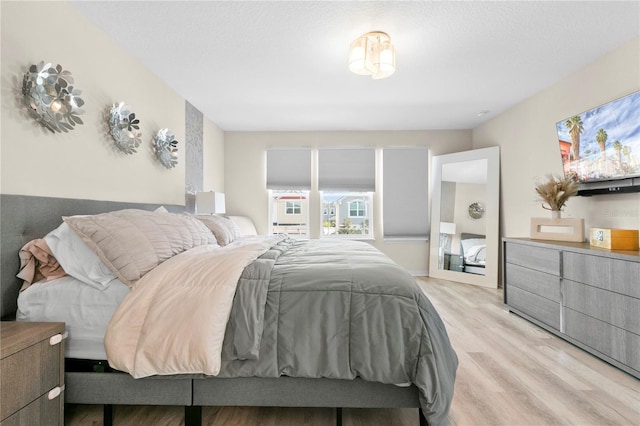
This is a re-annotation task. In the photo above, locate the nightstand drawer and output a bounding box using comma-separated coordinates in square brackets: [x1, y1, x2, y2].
[0, 390, 62, 426]
[0, 336, 61, 420]
[0, 322, 65, 424]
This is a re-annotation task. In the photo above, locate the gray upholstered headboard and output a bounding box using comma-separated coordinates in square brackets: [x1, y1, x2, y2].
[0, 194, 185, 318]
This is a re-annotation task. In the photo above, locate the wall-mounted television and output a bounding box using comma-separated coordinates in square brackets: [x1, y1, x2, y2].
[556, 90, 640, 196]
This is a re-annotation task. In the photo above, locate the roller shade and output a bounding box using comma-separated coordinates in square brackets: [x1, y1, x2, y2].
[318, 148, 375, 191]
[383, 147, 429, 238]
[266, 148, 312, 190]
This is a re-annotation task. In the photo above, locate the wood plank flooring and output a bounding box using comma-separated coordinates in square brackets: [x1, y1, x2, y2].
[64, 277, 640, 425]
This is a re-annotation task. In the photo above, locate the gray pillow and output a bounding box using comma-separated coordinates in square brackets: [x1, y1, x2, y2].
[197, 215, 241, 246]
[64, 209, 217, 286]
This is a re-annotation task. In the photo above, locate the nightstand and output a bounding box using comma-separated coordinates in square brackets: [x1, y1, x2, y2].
[444, 253, 464, 272]
[1, 321, 65, 425]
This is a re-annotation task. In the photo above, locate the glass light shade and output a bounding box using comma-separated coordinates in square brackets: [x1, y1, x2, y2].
[372, 42, 395, 79]
[348, 38, 368, 75]
[348, 32, 395, 79]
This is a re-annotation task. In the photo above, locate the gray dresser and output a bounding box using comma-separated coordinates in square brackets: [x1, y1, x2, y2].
[503, 238, 639, 379]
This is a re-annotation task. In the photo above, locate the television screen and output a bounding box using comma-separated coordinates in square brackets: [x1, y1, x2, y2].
[556, 90, 640, 183]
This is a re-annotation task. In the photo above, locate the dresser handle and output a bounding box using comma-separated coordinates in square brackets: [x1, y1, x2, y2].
[49, 332, 67, 346]
[48, 385, 65, 400]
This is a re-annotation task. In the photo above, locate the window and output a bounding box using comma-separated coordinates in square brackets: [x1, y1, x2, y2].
[382, 147, 429, 239]
[321, 192, 372, 237]
[348, 200, 365, 217]
[266, 149, 311, 237]
[319, 148, 375, 239]
[270, 191, 308, 236]
[286, 200, 301, 215]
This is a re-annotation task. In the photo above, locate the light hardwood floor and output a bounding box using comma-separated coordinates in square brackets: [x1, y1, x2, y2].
[64, 277, 640, 425]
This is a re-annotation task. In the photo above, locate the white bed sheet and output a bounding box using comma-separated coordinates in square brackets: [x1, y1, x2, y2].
[17, 275, 129, 360]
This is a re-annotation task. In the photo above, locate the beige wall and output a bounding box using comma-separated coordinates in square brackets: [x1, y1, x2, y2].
[224, 130, 472, 274]
[473, 37, 640, 239]
[6, 0, 635, 271]
[450, 182, 487, 254]
[1, 1, 187, 205]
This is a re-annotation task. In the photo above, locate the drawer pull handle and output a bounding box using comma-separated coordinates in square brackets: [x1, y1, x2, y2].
[49, 332, 67, 346]
[48, 386, 63, 400]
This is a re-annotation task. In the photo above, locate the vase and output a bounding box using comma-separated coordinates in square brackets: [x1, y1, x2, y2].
[551, 210, 561, 219]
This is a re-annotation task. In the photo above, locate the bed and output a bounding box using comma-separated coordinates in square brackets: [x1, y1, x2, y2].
[1, 194, 458, 426]
[459, 233, 487, 275]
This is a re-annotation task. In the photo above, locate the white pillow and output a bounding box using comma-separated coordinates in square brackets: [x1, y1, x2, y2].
[465, 245, 487, 263]
[225, 215, 258, 237]
[461, 238, 486, 256]
[44, 222, 116, 290]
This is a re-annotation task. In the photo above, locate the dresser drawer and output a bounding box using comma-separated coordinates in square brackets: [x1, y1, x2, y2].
[505, 242, 560, 276]
[563, 252, 640, 298]
[0, 390, 62, 426]
[565, 308, 640, 373]
[564, 280, 640, 334]
[506, 263, 560, 302]
[507, 285, 560, 330]
[0, 336, 61, 420]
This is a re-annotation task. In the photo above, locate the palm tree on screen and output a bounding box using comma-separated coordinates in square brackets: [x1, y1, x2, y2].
[623, 145, 636, 169]
[565, 116, 584, 160]
[596, 128, 608, 161]
[613, 140, 622, 166]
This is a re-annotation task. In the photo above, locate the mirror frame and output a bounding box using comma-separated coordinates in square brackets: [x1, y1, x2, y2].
[429, 146, 500, 288]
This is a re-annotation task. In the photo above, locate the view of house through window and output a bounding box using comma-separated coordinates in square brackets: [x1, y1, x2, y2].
[321, 192, 372, 237]
[269, 190, 308, 236]
[285, 200, 301, 215]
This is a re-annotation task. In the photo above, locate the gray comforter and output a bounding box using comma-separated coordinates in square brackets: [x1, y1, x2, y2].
[219, 237, 458, 425]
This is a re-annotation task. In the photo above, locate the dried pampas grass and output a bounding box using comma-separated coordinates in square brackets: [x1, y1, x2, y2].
[535, 174, 580, 211]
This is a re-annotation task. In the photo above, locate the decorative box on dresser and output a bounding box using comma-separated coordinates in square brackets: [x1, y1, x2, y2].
[502, 238, 640, 379]
[1, 322, 65, 425]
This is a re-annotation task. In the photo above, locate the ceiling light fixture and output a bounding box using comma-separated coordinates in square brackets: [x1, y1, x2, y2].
[349, 31, 396, 80]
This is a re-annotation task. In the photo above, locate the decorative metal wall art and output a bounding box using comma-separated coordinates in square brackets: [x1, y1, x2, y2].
[22, 61, 85, 133]
[468, 202, 485, 219]
[108, 102, 142, 154]
[153, 128, 178, 169]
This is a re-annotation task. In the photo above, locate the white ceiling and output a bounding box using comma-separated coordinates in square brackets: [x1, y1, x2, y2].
[69, 1, 639, 132]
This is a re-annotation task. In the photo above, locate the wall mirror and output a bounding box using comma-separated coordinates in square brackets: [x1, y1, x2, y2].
[429, 146, 500, 288]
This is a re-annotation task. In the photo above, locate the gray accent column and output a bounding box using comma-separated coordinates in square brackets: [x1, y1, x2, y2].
[185, 101, 203, 212]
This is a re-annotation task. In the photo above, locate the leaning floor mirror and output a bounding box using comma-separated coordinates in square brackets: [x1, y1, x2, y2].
[429, 146, 500, 288]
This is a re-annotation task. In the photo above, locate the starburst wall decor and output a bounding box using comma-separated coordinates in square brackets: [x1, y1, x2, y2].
[22, 61, 85, 133]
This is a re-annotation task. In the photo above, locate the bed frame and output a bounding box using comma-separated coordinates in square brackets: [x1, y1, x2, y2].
[1, 194, 427, 426]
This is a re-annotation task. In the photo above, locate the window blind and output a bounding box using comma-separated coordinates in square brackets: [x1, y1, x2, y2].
[266, 148, 312, 190]
[318, 148, 375, 191]
[383, 147, 429, 238]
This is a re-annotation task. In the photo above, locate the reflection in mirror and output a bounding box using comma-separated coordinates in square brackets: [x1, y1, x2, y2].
[429, 147, 500, 288]
[439, 158, 487, 274]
